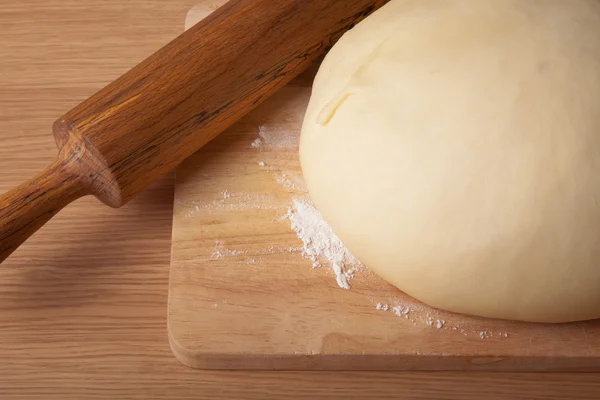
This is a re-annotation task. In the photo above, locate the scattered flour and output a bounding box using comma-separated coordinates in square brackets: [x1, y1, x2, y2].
[212, 248, 246, 259]
[211, 240, 302, 261]
[344, 267, 356, 280]
[250, 122, 358, 287]
[286, 198, 361, 290]
[180, 193, 284, 217]
[332, 260, 350, 290]
[251, 137, 262, 148]
[373, 299, 510, 338]
[274, 174, 307, 192]
[255, 124, 299, 150]
[392, 305, 410, 317]
[477, 330, 509, 339]
[211, 240, 246, 259]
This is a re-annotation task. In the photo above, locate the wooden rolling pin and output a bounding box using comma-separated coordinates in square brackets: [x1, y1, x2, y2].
[0, 0, 388, 263]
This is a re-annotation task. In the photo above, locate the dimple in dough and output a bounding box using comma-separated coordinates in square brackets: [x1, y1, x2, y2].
[300, 0, 600, 323]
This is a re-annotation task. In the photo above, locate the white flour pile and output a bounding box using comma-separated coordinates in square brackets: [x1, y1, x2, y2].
[286, 198, 361, 290]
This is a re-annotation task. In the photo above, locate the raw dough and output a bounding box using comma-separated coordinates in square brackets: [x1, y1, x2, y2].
[300, 0, 600, 323]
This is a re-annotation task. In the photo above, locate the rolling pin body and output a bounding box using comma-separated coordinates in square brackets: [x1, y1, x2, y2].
[0, 0, 388, 263]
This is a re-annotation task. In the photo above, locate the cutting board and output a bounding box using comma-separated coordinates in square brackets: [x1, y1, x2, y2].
[168, 1, 600, 371]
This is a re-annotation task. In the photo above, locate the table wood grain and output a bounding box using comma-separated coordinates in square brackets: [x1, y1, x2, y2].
[1, 0, 600, 398]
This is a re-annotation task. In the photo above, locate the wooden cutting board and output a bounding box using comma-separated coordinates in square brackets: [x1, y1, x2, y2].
[168, 1, 600, 370]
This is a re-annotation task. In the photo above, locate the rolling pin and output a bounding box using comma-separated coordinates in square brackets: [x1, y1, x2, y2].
[0, 0, 388, 263]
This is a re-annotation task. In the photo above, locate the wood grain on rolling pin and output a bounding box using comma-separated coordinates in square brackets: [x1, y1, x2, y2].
[0, 0, 388, 263]
[55, 0, 389, 206]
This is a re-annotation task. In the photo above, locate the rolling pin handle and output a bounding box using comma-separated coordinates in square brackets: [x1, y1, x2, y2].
[0, 157, 87, 263]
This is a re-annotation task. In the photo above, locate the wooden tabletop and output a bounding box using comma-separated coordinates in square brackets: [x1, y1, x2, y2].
[1, 1, 599, 398]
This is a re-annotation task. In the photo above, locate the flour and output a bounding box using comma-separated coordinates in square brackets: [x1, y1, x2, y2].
[212, 240, 246, 259]
[255, 125, 299, 150]
[250, 122, 359, 287]
[332, 260, 350, 290]
[276, 174, 296, 190]
[180, 193, 284, 217]
[211, 240, 302, 261]
[285, 198, 361, 289]
[392, 305, 411, 317]
[370, 298, 512, 338]
[478, 330, 509, 339]
[276, 174, 306, 191]
[251, 138, 262, 148]
[212, 248, 246, 259]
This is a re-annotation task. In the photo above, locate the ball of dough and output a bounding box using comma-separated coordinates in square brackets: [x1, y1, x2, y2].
[300, 0, 600, 323]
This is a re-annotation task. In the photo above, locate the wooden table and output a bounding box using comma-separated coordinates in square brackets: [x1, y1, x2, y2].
[1, 1, 599, 398]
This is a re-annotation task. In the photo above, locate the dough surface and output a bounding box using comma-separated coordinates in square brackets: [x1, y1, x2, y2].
[300, 0, 600, 322]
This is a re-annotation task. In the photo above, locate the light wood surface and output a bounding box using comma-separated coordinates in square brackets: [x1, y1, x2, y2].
[2, 0, 600, 397]
[169, 3, 600, 371]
